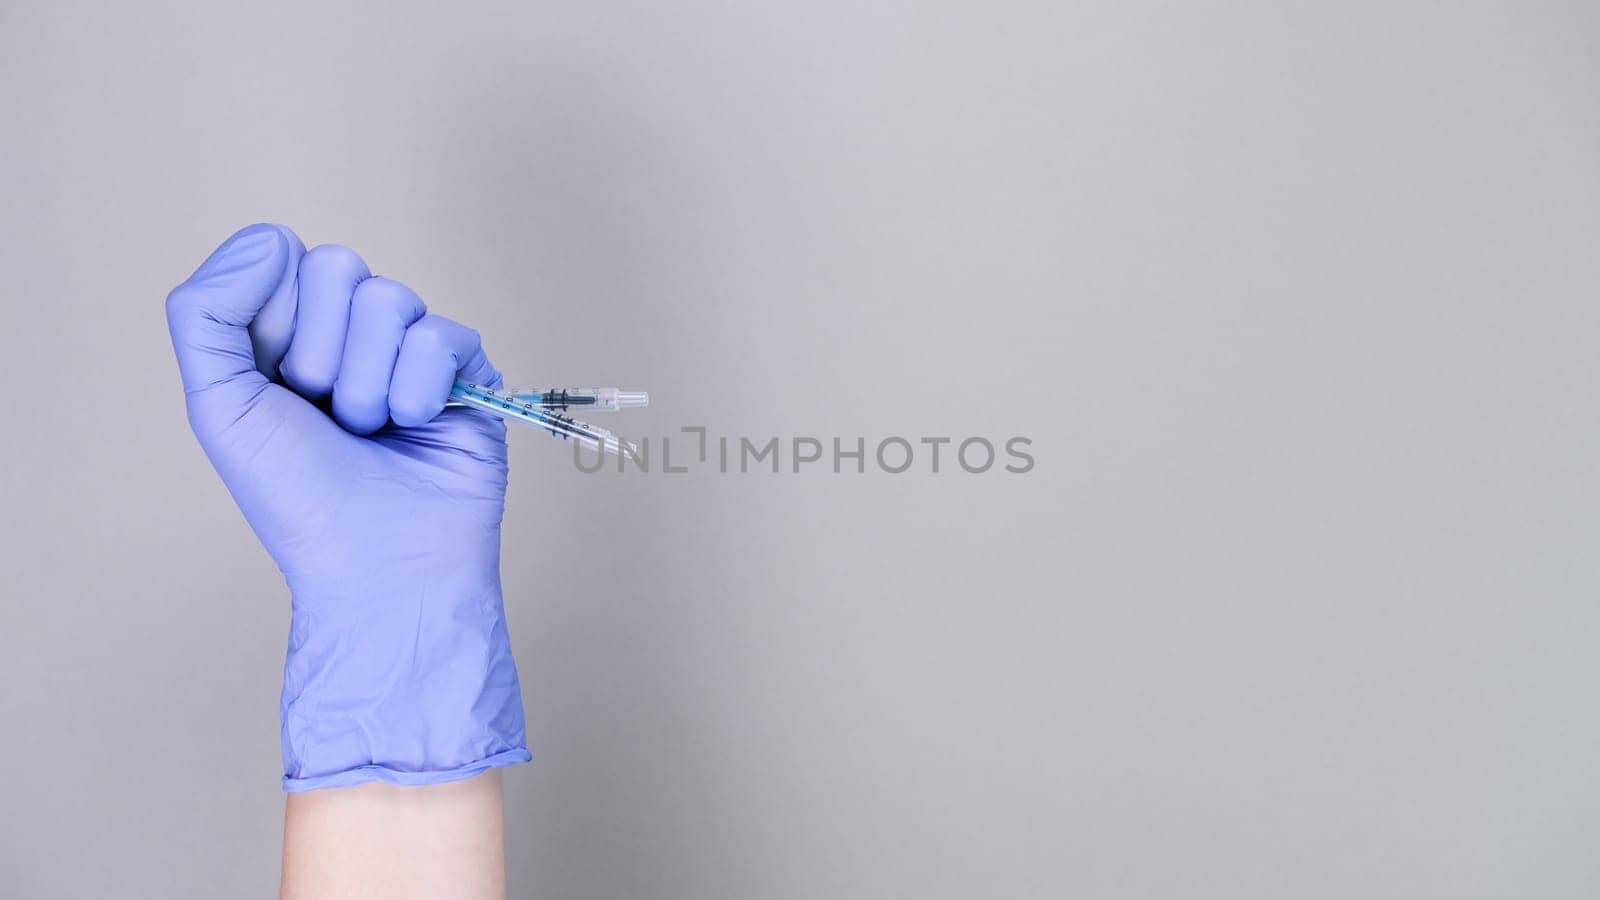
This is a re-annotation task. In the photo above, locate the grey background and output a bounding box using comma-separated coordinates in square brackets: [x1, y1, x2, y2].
[1, 0, 1596, 897]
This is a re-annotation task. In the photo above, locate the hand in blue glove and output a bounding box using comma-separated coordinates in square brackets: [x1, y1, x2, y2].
[166, 223, 530, 792]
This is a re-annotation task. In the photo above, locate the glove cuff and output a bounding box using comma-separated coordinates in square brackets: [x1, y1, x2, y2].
[282, 746, 531, 792]
[278, 582, 530, 792]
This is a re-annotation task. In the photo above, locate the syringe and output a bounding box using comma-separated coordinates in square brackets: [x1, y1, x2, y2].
[448, 381, 638, 457]
[505, 387, 649, 411]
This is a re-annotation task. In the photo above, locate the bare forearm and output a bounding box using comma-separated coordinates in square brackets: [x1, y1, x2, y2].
[281, 772, 507, 900]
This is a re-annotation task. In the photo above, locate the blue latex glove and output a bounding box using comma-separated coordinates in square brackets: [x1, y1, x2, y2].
[165, 223, 530, 791]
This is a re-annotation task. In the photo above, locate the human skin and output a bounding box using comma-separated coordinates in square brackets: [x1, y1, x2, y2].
[281, 772, 506, 900]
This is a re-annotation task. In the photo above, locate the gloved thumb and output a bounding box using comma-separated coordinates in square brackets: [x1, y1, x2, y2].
[166, 223, 303, 393]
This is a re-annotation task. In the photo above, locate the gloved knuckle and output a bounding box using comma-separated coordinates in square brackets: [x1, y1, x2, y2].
[352, 277, 416, 316]
[164, 283, 196, 320]
[303, 243, 365, 274]
[407, 317, 446, 350]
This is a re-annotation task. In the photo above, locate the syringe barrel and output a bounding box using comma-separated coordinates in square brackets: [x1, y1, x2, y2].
[507, 388, 650, 411]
